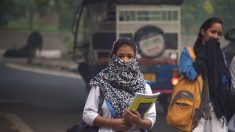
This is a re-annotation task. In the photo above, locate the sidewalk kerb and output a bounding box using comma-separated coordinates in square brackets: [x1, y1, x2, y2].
[6, 63, 81, 79]
[5, 113, 33, 132]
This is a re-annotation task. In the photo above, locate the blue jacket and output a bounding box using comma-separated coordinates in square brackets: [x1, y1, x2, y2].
[179, 48, 198, 80]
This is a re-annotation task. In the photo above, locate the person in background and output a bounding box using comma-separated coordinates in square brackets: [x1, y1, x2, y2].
[228, 56, 235, 132]
[222, 29, 235, 67]
[229, 56, 235, 93]
[26, 31, 43, 63]
[179, 17, 231, 132]
[82, 37, 156, 132]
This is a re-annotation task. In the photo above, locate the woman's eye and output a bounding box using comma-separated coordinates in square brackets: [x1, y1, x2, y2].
[118, 55, 123, 58]
[211, 30, 217, 34]
[218, 32, 222, 36]
[211, 30, 222, 36]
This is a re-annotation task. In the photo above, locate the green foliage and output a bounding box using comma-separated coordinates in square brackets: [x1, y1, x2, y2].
[213, 0, 235, 31]
[181, 0, 209, 35]
[54, 0, 79, 31]
[0, 0, 15, 26]
[0, 0, 80, 32]
[33, 0, 50, 17]
[181, 0, 235, 35]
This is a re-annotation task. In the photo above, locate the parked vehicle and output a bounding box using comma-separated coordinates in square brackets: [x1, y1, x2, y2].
[72, 0, 183, 112]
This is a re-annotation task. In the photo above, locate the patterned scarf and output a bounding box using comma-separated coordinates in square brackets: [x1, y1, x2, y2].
[89, 56, 145, 117]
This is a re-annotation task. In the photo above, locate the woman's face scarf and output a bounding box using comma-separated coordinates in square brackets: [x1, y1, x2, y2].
[89, 56, 145, 117]
[204, 39, 231, 120]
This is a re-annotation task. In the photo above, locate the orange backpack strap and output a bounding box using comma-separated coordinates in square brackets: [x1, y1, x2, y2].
[187, 47, 196, 62]
[187, 47, 211, 120]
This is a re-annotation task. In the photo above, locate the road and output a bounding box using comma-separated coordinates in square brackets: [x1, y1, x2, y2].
[0, 62, 178, 132]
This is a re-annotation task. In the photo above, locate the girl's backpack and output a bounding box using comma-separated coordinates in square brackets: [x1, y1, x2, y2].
[166, 47, 204, 132]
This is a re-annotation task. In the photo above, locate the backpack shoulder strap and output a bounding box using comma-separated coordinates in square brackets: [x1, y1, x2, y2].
[98, 89, 104, 116]
[187, 47, 196, 62]
[144, 80, 150, 86]
[187, 47, 211, 120]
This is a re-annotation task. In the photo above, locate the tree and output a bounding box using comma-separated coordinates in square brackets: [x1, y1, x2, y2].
[213, 0, 235, 31]
[181, 0, 235, 35]
[54, 0, 80, 30]
[0, 0, 15, 27]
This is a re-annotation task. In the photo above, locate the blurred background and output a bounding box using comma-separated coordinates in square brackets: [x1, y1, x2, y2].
[0, 0, 235, 132]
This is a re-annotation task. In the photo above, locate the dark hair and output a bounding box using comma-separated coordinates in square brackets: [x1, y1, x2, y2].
[111, 37, 137, 57]
[193, 17, 223, 51]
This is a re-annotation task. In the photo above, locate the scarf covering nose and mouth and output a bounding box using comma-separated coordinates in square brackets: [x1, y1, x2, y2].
[89, 56, 145, 117]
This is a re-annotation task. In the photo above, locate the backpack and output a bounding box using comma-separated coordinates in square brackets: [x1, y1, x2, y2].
[166, 47, 204, 132]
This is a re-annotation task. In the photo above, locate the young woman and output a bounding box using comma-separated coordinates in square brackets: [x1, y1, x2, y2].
[82, 37, 156, 132]
[179, 17, 231, 132]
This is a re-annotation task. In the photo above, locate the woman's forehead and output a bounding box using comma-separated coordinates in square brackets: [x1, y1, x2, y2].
[208, 23, 223, 31]
[116, 45, 135, 53]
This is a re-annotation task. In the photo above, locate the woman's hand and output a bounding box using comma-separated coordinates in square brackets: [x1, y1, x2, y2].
[123, 109, 142, 125]
[122, 109, 152, 130]
[93, 115, 131, 131]
[109, 118, 131, 131]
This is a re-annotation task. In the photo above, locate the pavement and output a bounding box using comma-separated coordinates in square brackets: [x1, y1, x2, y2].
[0, 55, 82, 132]
[1, 56, 81, 79]
[0, 112, 20, 132]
